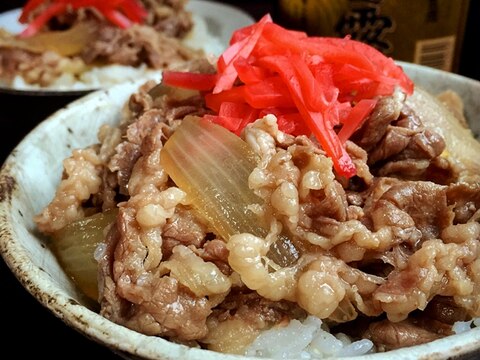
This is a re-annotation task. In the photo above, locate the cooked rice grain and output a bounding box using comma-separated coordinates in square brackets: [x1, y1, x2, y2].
[245, 316, 374, 359]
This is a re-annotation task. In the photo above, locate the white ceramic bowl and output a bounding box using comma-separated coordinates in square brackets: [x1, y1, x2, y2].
[1, 63, 480, 360]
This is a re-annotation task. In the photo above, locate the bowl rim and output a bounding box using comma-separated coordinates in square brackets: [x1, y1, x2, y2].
[1, 64, 480, 360]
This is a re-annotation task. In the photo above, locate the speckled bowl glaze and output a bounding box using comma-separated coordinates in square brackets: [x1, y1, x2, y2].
[1, 64, 479, 360]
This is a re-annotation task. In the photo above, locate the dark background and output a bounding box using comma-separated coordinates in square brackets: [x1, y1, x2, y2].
[0, 1, 478, 359]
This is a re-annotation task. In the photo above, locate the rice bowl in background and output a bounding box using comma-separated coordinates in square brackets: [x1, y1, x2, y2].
[0, 61, 480, 360]
[0, 0, 255, 94]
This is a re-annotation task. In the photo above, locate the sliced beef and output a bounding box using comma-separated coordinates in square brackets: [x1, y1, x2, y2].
[353, 92, 453, 182]
[353, 90, 405, 151]
[363, 319, 442, 351]
[81, 23, 197, 68]
[39, 0, 193, 38]
[210, 291, 306, 326]
[161, 206, 208, 258]
[142, 0, 193, 37]
[0, 47, 73, 86]
[371, 181, 449, 242]
[397, 128, 445, 160]
[100, 206, 212, 339]
[424, 296, 469, 325]
[108, 142, 142, 195]
[377, 159, 431, 179]
[447, 182, 480, 224]
[367, 125, 413, 165]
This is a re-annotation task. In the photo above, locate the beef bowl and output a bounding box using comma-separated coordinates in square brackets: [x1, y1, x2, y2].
[1, 59, 480, 360]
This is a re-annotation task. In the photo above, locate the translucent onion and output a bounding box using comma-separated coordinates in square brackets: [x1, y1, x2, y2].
[0, 23, 95, 56]
[203, 318, 260, 354]
[160, 116, 299, 266]
[51, 209, 118, 301]
[161, 115, 265, 240]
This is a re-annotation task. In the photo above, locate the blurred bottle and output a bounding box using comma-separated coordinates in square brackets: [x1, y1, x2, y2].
[275, 0, 470, 73]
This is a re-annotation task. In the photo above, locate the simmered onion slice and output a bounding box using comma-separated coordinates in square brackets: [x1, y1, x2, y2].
[161, 116, 299, 266]
[51, 209, 117, 301]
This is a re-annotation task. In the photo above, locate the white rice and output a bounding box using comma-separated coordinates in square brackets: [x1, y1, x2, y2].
[245, 316, 374, 359]
[245, 315, 480, 358]
[9, 64, 162, 91]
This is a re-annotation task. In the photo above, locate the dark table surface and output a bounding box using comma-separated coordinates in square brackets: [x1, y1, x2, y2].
[1, 1, 479, 359]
